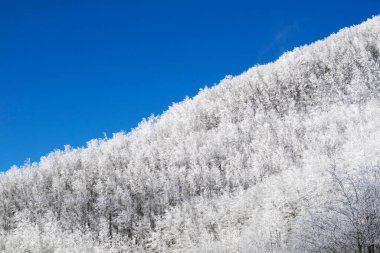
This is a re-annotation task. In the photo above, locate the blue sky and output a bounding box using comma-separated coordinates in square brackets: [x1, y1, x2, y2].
[0, 0, 379, 171]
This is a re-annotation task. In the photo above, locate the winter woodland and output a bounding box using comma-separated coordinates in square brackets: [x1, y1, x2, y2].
[0, 16, 380, 253]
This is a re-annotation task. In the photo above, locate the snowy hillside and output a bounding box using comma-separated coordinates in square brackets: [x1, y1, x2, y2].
[1, 16, 380, 252]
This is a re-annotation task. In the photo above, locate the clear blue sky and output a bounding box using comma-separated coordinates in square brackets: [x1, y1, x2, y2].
[0, 0, 378, 171]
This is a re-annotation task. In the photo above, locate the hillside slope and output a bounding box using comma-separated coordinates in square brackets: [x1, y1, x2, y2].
[1, 16, 380, 252]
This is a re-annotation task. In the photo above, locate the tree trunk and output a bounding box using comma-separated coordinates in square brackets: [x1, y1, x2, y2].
[108, 212, 112, 239]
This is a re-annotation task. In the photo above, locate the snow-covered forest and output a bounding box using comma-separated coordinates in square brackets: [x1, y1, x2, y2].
[1, 16, 380, 252]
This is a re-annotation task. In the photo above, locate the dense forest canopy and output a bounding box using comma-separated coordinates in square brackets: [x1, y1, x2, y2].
[1, 16, 379, 252]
